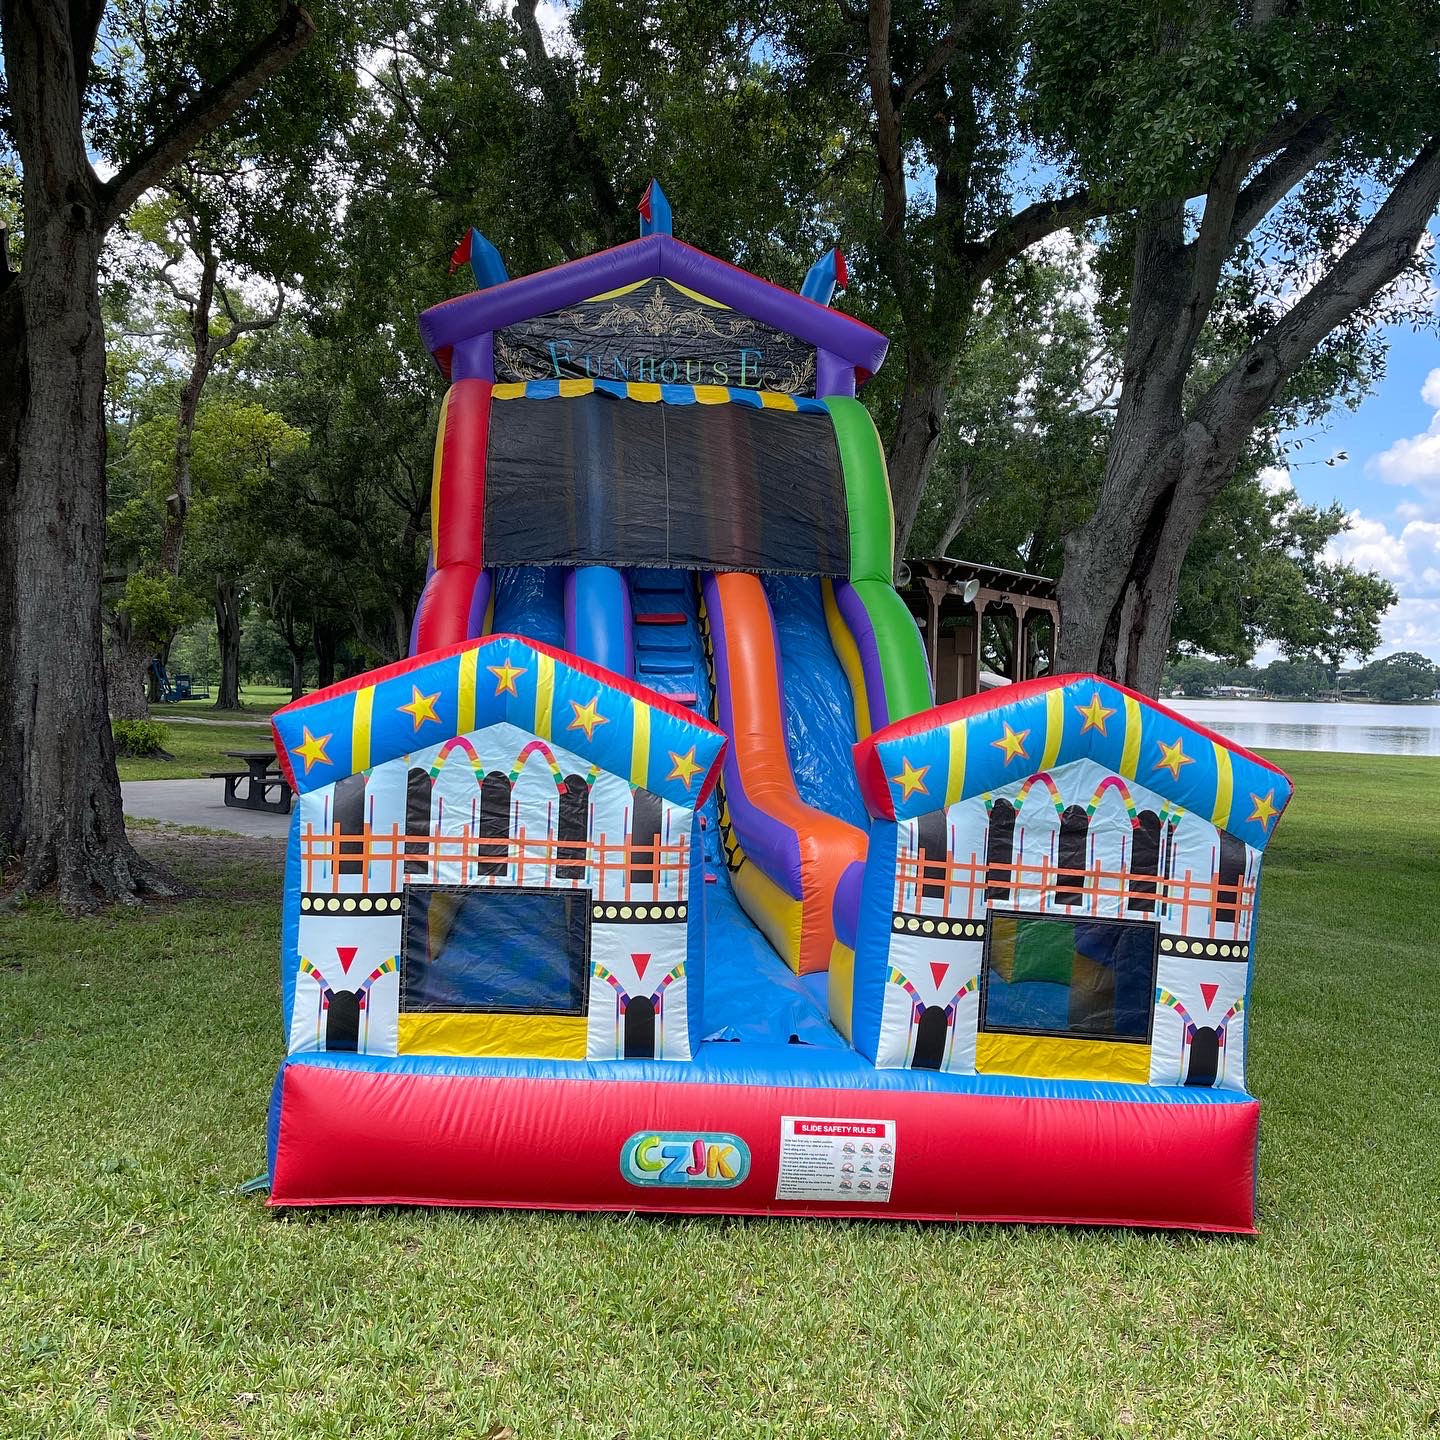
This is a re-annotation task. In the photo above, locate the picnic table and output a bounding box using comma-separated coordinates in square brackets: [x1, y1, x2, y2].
[209, 750, 292, 814]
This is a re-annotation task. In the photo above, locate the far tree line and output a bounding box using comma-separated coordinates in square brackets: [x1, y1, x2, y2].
[4, 0, 1439, 907]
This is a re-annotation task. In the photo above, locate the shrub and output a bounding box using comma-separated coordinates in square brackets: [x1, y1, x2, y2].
[112, 718, 172, 758]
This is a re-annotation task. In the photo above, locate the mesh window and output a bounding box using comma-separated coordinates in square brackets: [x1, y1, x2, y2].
[483, 393, 850, 576]
[400, 885, 590, 1016]
[980, 912, 1157, 1043]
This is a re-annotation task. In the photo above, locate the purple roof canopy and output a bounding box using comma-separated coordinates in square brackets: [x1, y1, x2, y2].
[418, 233, 889, 382]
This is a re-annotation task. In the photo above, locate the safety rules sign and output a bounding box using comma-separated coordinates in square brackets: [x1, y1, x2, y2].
[776, 1117, 896, 1203]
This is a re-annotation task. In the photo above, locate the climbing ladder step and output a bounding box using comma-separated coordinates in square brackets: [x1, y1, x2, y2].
[637, 657, 693, 675]
[635, 632, 690, 653]
[635, 612, 688, 625]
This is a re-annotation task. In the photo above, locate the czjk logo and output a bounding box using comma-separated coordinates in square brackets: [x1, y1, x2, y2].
[620, 1131, 750, 1188]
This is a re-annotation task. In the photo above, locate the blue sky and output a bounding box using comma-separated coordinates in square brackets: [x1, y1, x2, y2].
[1272, 270, 1440, 665]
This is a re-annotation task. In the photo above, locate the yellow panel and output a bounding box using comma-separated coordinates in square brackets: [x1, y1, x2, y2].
[490, 382, 526, 400]
[1040, 689, 1064, 772]
[351, 687, 374, 773]
[758, 391, 798, 410]
[821, 579, 872, 740]
[534, 653, 554, 739]
[430, 387, 453, 554]
[975, 1031, 1151, 1084]
[944, 718, 967, 806]
[665, 279, 728, 309]
[1119, 695, 1142, 778]
[626, 383, 663, 403]
[828, 942, 855, 1042]
[692, 385, 731, 405]
[557, 377, 595, 397]
[398, 1012, 588, 1059]
[457, 648, 478, 734]
[630, 701, 651, 788]
[1211, 741, 1233, 828]
[583, 279, 648, 303]
[733, 861, 804, 974]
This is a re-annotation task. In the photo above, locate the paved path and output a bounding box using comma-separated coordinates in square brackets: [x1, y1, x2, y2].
[122, 778, 291, 838]
[154, 714, 273, 727]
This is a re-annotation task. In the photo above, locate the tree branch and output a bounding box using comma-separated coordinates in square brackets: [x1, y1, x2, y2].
[897, 2, 998, 109]
[101, 3, 315, 223]
[972, 188, 1104, 277]
[1228, 113, 1337, 247]
[1196, 137, 1440, 474]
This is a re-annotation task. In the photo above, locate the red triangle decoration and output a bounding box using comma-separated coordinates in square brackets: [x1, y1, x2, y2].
[1200, 982, 1219, 1010]
[632, 953, 652, 981]
[929, 962, 950, 990]
[336, 945, 358, 975]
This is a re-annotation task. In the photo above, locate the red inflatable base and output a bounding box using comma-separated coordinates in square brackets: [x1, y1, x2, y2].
[270, 1063, 1260, 1232]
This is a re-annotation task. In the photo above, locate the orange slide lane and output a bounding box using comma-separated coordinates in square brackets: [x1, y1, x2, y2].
[702, 571, 867, 974]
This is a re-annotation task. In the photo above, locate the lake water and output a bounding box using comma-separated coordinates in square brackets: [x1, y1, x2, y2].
[1166, 698, 1440, 756]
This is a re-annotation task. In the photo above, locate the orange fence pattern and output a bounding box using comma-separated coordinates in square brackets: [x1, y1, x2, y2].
[302, 824, 690, 901]
[892, 850, 1256, 940]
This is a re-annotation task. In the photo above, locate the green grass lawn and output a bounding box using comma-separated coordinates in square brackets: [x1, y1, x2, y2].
[2, 750, 1437, 1437]
[150, 684, 294, 723]
[117, 722, 276, 782]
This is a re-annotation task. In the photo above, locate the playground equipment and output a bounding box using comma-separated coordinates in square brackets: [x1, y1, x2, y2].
[265, 185, 1292, 1229]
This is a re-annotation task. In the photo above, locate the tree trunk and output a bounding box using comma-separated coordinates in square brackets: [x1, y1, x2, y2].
[287, 643, 307, 701]
[314, 621, 339, 689]
[886, 358, 950, 567]
[215, 579, 243, 710]
[104, 614, 153, 721]
[4, 215, 178, 906]
[0, 235, 26, 862]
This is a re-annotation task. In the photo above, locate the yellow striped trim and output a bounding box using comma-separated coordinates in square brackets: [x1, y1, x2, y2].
[1040, 689, 1064, 772]
[975, 1032, 1151, 1084]
[1119, 695, 1142, 778]
[457, 648, 479, 734]
[351, 687, 374, 773]
[630, 701, 651, 788]
[692, 384, 731, 405]
[821, 579, 872, 740]
[828, 942, 856, 1043]
[666, 279, 727, 308]
[626, 382, 663, 403]
[490, 381, 526, 400]
[430, 387, 452, 556]
[534, 653, 554, 739]
[758, 390, 798, 410]
[944, 719, 967, 806]
[583, 278, 649, 303]
[1211, 741, 1233, 828]
[557, 377, 594, 397]
[733, 862, 806, 975]
[398, 1012, 587, 1060]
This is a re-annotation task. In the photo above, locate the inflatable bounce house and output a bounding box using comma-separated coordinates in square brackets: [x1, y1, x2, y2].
[266, 183, 1293, 1230]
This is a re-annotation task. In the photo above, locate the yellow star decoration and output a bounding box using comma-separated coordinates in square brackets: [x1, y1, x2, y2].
[667, 746, 703, 791]
[1153, 736, 1195, 781]
[889, 757, 930, 802]
[567, 694, 609, 742]
[1075, 690, 1116, 736]
[991, 722, 1029, 767]
[1248, 789, 1280, 832]
[397, 685, 441, 732]
[488, 659, 526, 696]
[292, 726, 332, 774]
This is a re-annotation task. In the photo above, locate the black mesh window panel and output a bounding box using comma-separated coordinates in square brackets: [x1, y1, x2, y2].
[484, 394, 851, 576]
[1127, 810, 1161, 913]
[476, 773, 512, 876]
[984, 799, 1017, 901]
[556, 774, 591, 880]
[1054, 805, 1091, 906]
[334, 774, 367, 875]
[1215, 832, 1247, 925]
[405, 768, 434, 876]
[629, 787, 663, 887]
[915, 810, 948, 902]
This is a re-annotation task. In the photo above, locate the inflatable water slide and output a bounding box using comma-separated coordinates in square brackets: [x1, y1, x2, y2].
[265, 184, 1293, 1229]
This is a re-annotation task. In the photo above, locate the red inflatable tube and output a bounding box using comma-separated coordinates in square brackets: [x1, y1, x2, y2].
[270, 1064, 1261, 1232]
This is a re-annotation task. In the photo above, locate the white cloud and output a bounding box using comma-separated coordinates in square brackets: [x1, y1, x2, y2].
[1422, 367, 1440, 410]
[1326, 511, 1440, 660]
[1370, 369, 1440, 501]
[1258, 464, 1294, 495]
